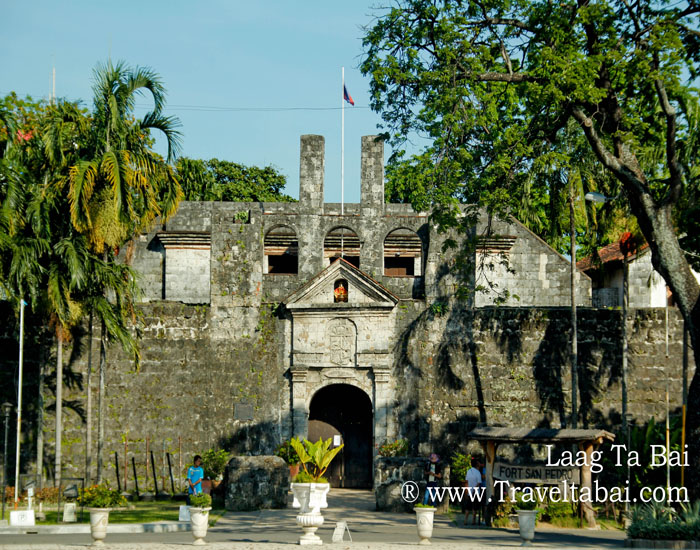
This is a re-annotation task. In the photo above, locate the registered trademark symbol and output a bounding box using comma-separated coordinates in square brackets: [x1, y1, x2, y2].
[401, 481, 419, 503]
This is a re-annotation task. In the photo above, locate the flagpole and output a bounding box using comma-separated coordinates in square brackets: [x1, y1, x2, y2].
[341, 67, 345, 217]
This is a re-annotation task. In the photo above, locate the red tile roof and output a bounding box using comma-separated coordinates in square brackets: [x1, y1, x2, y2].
[577, 240, 649, 272]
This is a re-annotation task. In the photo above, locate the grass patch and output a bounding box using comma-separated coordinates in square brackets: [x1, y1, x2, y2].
[37, 499, 226, 526]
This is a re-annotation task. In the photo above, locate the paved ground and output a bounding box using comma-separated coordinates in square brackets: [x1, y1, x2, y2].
[0, 489, 628, 549]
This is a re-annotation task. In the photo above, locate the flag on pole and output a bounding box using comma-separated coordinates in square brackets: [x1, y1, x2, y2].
[343, 84, 354, 106]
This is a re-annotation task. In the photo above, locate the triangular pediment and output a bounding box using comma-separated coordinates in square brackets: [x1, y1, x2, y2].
[284, 259, 399, 310]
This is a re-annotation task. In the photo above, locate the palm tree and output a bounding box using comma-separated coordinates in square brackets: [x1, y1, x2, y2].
[67, 61, 182, 481]
[0, 96, 92, 487]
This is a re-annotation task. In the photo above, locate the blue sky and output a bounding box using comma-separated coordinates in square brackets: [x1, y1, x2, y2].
[1, 1, 394, 202]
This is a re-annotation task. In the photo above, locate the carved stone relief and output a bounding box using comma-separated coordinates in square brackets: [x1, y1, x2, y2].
[327, 317, 356, 366]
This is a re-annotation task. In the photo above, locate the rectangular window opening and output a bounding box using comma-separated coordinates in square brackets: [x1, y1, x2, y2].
[267, 254, 298, 274]
[384, 256, 415, 277]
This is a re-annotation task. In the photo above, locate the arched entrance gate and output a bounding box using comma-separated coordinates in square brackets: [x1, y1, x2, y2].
[284, 259, 399, 488]
[308, 384, 373, 488]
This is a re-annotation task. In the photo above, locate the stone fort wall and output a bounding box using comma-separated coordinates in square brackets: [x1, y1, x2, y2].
[27, 302, 690, 485]
[0, 135, 693, 488]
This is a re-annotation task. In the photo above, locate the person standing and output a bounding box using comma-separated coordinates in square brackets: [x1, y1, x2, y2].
[464, 456, 483, 526]
[186, 455, 204, 504]
[422, 453, 443, 506]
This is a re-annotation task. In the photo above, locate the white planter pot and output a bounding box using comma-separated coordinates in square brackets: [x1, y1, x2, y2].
[88, 508, 111, 546]
[413, 506, 436, 545]
[189, 506, 211, 546]
[291, 483, 330, 546]
[516, 509, 537, 546]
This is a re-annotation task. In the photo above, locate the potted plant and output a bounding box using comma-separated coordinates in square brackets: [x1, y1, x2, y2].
[289, 437, 344, 545]
[201, 448, 230, 490]
[275, 439, 301, 478]
[514, 492, 539, 546]
[77, 484, 126, 546]
[189, 492, 212, 546]
[413, 503, 437, 545]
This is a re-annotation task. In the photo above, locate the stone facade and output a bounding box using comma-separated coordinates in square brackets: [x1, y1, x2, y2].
[1, 134, 694, 493]
[225, 456, 289, 510]
[374, 457, 451, 512]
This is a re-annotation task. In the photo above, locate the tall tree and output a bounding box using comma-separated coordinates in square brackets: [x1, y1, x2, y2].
[362, 0, 700, 494]
[1, 95, 90, 486]
[176, 157, 294, 202]
[68, 61, 182, 482]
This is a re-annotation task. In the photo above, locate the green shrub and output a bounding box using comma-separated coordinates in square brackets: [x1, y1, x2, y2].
[200, 448, 230, 480]
[293, 470, 328, 483]
[77, 484, 126, 508]
[290, 437, 343, 482]
[275, 440, 301, 465]
[450, 453, 471, 482]
[189, 493, 212, 509]
[377, 439, 409, 457]
[514, 491, 538, 511]
[543, 500, 574, 520]
[627, 502, 700, 541]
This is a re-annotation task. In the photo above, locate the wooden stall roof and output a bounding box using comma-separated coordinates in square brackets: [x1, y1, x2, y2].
[467, 427, 615, 444]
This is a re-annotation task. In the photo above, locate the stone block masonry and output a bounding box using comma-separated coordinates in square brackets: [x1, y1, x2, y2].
[0, 134, 693, 493]
[225, 456, 289, 511]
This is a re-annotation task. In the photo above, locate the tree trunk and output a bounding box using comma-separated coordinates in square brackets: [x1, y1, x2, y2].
[54, 331, 63, 488]
[621, 201, 700, 497]
[85, 311, 93, 485]
[574, 110, 700, 498]
[96, 320, 107, 483]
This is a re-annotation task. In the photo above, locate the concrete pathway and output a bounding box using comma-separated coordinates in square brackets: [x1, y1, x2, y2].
[0, 489, 627, 549]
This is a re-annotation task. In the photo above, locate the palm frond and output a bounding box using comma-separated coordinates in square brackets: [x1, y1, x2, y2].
[139, 112, 182, 162]
[69, 160, 98, 230]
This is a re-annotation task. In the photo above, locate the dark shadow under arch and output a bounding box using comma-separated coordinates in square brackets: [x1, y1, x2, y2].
[308, 383, 373, 488]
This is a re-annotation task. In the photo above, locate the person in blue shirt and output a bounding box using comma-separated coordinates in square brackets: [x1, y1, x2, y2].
[186, 455, 204, 504]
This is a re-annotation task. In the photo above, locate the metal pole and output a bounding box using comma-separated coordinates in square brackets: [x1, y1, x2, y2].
[145, 437, 149, 492]
[2, 403, 12, 521]
[124, 437, 128, 494]
[622, 253, 629, 436]
[666, 378, 670, 504]
[341, 66, 345, 216]
[681, 321, 688, 487]
[622, 254, 629, 522]
[569, 181, 578, 428]
[131, 457, 140, 498]
[150, 451, 159, 494]
[14, 300, 26, 506]
[167, 453, 175, 494]
[114, 452, 121, 492]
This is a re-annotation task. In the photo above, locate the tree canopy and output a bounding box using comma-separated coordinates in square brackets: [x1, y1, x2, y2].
[363, 0, 700, 493]
[176, 157, 294, 202]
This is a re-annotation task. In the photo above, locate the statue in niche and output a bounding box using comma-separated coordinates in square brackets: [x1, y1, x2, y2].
[334, 279, 348, 303]
[328, 318, 355, 366]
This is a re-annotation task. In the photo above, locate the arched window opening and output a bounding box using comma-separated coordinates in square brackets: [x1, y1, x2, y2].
[324, 227, 360, 269]
[334, 279, 349, 303]
[384, 228, 422, 277]
[264, 226, 298, 274]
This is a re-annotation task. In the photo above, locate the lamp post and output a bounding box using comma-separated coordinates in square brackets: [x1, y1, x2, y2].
[570, 181, 578, 428]
[584, 192, 628, 434]
[15, 299, 26, 506]
[2, 402, 12, 522]
[569, 191, 612, 428]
